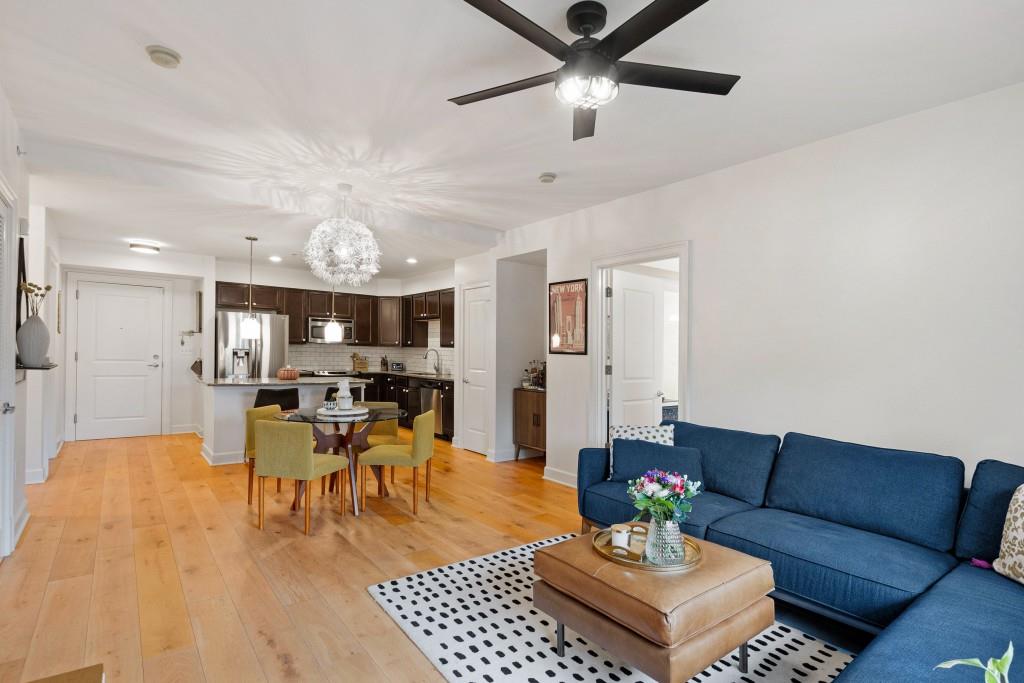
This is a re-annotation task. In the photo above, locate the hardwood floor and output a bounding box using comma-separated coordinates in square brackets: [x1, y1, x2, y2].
[0, 433, 577, 682]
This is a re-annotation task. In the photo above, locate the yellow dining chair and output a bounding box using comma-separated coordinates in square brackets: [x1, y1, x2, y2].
[358, 411, 434, 515]
[255, 420, 348, 535]
[245, 404, 281, 505]
[355, 401, 402, 488]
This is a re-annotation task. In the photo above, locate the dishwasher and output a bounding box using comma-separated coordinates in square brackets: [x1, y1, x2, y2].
[418, 381, 444, 437]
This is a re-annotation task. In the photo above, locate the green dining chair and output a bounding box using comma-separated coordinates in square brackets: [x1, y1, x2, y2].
[358, 410, 434, 515]
[255, 420, 349, 535]
[244, 404, 281, 505]
[354, 401, 402, 488]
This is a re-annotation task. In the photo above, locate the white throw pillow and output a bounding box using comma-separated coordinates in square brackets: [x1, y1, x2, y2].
[607, 425, 674, 480]
[993, 483, 1024, 586]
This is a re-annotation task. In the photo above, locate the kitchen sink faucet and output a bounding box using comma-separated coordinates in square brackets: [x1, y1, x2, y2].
[424, 348, 441, 375]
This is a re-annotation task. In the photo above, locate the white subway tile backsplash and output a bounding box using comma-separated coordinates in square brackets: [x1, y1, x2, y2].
[287, 320, 454, 374]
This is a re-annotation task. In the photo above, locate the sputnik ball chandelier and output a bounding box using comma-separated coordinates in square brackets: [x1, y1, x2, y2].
[303, 216, 381, 288]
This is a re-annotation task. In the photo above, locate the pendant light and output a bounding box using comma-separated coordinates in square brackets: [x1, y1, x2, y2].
[239, 236, 261, 340]
[324, 284, 343, 343]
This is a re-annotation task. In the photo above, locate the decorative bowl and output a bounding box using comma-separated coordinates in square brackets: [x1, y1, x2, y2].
[277, 366, 299, 380]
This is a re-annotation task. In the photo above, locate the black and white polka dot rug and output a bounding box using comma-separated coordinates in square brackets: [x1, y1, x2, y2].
[368, 535, 853, 682]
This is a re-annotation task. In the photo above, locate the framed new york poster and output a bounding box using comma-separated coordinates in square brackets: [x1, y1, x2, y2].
[549, 278, 587, 354]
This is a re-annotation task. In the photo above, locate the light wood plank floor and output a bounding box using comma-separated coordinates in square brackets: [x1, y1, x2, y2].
[0, 433, 578, 682]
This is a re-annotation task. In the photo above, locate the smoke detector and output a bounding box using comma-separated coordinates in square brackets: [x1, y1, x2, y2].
[538, 172, 557, 184]
[146, 45, 181, 69]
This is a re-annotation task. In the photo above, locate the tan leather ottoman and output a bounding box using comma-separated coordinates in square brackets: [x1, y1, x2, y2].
[533, 533, 775, 683]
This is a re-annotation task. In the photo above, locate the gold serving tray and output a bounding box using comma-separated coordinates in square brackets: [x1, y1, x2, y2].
[592, 522, 703, 573]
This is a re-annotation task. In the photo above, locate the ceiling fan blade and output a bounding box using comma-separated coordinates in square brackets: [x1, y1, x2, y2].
[573, 108, 596, 141]
[449, 72, 557, 106]
[596, 0, 711, 62]
[617, 61, 739, 95]
[462, 0, 570, 61]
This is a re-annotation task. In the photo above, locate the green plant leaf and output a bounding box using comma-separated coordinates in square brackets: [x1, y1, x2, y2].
[995, 642, 1013, 676]
[984, 670, 999, 683]
[936, 658, 986, 670]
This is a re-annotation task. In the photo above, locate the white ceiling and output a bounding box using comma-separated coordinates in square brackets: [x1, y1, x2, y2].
[3, 0, 1023, 275]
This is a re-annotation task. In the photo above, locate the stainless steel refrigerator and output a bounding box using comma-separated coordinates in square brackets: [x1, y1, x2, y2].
[215, 311, 289, 379]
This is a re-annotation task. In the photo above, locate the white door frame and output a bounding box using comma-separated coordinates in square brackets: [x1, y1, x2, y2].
[65, 270, 174, 440]
[0, 175, 20, 556]
[590, 242, 691, 447]
[458, 281, 494, 457]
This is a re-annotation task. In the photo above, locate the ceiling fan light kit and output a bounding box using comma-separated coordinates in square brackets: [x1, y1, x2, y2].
[450, 0, 741, 140]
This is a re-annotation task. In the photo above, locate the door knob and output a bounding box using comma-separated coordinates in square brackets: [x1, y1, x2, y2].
[1, 402, 15, 415]
[462, 378, 469, 384]
[148, 363, 161, 368]
[656, 390, 664, 397]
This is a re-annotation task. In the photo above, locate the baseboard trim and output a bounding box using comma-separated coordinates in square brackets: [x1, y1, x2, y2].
[543, 465, 577, 488]
[25, 467, 47, 485]
[201, 442, 244, 467]
[171, 424, 202, 436]
[13, 500, 29, 548]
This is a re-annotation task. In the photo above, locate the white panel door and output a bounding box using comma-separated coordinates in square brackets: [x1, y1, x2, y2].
[461, 285, 491, 455]
[611, 270, 664, 426]
[76, 281, 164, 439]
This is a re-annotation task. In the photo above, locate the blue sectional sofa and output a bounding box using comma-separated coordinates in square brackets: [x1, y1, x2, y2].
[577, 422, 1024, 680]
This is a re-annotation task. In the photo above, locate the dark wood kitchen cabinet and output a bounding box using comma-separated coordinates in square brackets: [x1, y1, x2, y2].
[215, 282, 281, 310]
[332, 292, 353, 319]
[215, 282, 250, 307]
[513, 388, 546, 460]
[306, 290, 331, 317]
[441, 381, 454, 440]
[402, 296, 427, 347]
[439, 288, 455, 347]
[282, 288, 307, 343]
[377, 296, 401, 346]
[425, 290, 440, 318]
[351, 294, 377, 345]
[412, 293, 426, 319]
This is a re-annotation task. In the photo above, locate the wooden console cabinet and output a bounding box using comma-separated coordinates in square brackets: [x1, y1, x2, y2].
[513, 388, 546, 460]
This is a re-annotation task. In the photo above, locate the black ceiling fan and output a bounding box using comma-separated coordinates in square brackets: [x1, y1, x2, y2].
[449, 0, 740, 141]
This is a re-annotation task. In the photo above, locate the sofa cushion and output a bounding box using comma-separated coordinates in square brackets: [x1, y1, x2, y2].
[766, 433, 964, 552]
[608, 424, 673, 478]
[955, 459, 1024, 561]
[835, 563, 1024, 682]
[661, 420, 780, 506]
[707, 508, 957, 627]
[581, 481, 751, 539]
[609, 439, 703, 483]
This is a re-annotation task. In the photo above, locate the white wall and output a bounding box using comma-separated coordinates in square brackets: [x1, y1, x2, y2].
[214, 260, 402, 296]
[494, 259, 547, 460]
[400, 267, 454, 295]
[457, 82, 1024, 486]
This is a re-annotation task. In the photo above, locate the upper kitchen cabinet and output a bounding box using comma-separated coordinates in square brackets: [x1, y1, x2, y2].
[412, 292, 426, 319]
[216, 282, 281, 310]
[402, 296, 427, 347]
[425, 290, 440, 318]
[332, 292, 354, 319]
[282, 288, 307, 343]
[439, 288, 455, 347]
[351, 294, 378, 345]
[378, 296, 401, 347]
[306, 290, 331, 317]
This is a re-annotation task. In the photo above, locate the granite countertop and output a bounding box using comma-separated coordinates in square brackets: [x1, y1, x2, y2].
[204, 376, 372, 387]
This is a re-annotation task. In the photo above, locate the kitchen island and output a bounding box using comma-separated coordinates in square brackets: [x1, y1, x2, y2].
[199, 376, 372, 465]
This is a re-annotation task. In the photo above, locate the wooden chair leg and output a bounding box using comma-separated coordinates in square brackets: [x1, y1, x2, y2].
[277, 477, 282, 493]
[412, 466, 419, 516]
[247, 458, 254, 505]
[425, 460, 432, 503]
[258, 477, 265, 530]
[321, 476, 326, 495]
[304, 480, 312, 535]
[360, 465, 367, 512]
[295, 480, 301, 510]
[340, 470, 346, 517]
[390, 466, 395, 484]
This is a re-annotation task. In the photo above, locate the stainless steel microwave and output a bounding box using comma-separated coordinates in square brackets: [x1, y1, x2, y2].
[307, 317, 354, 344]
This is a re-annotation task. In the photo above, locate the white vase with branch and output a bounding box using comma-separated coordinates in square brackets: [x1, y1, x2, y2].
[16, 280, 53, 368]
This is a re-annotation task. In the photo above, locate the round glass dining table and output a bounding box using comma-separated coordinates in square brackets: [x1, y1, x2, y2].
[277, 406, 406, 516]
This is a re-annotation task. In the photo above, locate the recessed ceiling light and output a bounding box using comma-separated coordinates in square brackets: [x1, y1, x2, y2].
[146, 45, 181, 69]
[539, 172, 557, 184]
[129, 242, 160, 255]
[268, 255, 282, 263]
[405, 257, 418, 264]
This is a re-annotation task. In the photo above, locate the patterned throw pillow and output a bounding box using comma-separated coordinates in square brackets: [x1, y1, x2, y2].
[607, 425, 674, 480]
[993, 484, 1024, 586]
